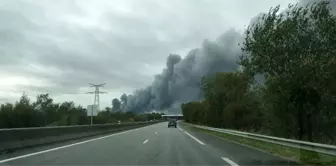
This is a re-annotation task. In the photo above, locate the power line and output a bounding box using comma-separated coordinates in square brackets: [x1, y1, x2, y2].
[86, 83, 107, 110]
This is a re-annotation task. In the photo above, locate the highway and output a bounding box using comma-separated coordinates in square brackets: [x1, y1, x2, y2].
[0, 122, 300, 166]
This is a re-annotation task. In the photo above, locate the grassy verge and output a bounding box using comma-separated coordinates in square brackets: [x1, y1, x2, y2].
[182, 123, 336, 166]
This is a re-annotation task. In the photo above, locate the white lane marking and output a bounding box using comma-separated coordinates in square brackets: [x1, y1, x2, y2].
[0, 127, 145, 164]
[177, 127, 184, 132]
[183, 131, 205, 145]
[143, 139, 149, 144]
[221, 157, 239, 166]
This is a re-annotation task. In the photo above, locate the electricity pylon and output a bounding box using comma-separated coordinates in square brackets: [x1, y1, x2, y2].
[86, 83, 107, 110]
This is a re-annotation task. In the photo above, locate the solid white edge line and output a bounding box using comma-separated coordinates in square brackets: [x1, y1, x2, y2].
[183, 131, 205, 145]
[177, 127, 184, 132]
[143, 139, 149, 144]
[0, 126, 145, 164]
[221, 157, 239, 166]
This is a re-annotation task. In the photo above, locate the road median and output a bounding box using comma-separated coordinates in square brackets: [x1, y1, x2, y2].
[0, 121, 162, 153]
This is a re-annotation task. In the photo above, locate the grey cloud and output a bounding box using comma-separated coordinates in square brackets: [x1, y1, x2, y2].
[0, 0, 234, 98]
[0, 1, 161, 95]
[0, 0, 295, 107]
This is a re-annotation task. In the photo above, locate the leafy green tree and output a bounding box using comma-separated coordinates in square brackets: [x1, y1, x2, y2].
[240, 1, 336, 141]
[134, 114, 148, 122]
[0, 93, 155, 128]
[200, 72, 254, 127]
[96, 111, 116, 123]
[181, 71, 261, 129]
[104, 107, 111, 112]
[33, 94, 56, 125]
[125, 111, 136, 119]
[13, 94, 43, 127]
[0, 103, 15, 128]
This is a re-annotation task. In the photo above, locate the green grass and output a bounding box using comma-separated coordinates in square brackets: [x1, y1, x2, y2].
[181, 123, 336, 166]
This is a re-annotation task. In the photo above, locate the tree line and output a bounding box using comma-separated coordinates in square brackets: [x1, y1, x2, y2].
[182, 1, 336, 144]
[0, 94, 163, 129]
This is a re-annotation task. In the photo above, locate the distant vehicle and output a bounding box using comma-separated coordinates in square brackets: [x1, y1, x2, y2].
[118, 121, 121, 124]
[168, 119, 177, 128]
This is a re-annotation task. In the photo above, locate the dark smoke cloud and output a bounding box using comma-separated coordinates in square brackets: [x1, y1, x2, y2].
[123, 29, 242, 113]
[122, 0, 336, 114]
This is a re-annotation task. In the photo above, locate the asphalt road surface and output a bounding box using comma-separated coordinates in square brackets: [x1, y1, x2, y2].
[0, 122, 300, 166]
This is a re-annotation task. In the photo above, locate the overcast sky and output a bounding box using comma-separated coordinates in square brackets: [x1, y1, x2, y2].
[0, 0, 298, 108]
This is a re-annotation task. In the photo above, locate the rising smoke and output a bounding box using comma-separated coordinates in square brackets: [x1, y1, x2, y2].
[123, 29, 242, 113]
[121, 0, 335, 114]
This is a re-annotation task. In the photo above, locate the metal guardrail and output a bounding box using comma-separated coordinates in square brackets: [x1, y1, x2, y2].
[182, 122, 336, 156]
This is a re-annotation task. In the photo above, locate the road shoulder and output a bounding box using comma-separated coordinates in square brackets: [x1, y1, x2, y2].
[179, 123, 303, 166]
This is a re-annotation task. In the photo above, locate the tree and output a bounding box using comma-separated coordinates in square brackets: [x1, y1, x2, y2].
[13, 94, 43, 127]
[112, 98, 121, 111]
[104, 107, 111, 112]
[0, 103, 14, 128]
[181, 71, 261, 129]
[200, 72, 253, 128]
[0, 94, 153, 128]
[240, 1, 336, 141]
[34, 94, 53, 108]
[96, 111, 115, 124]
[33, 94, 56, 125]
[181, 101, 206, 124]
[200, 75, 220, 127]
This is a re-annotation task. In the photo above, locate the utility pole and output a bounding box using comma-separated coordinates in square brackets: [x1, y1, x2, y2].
[91, 105, 93, 125]
[86, 83, 107, 125]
